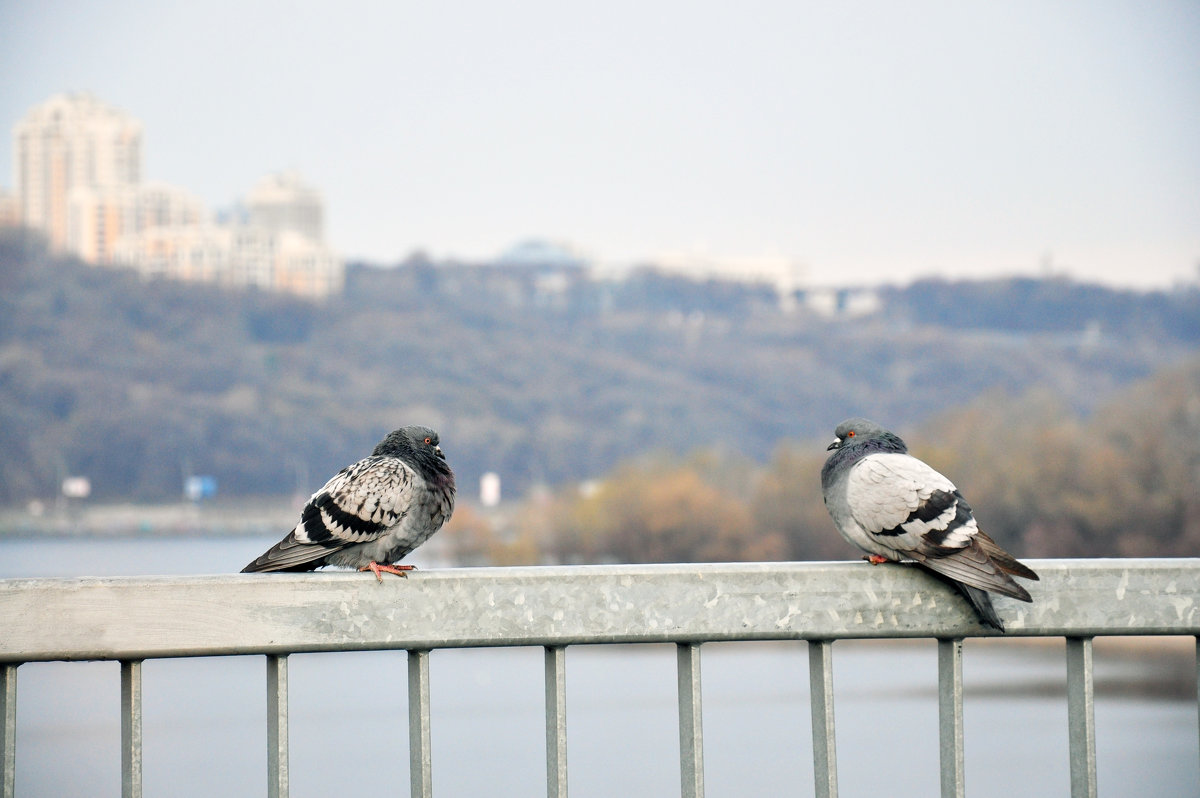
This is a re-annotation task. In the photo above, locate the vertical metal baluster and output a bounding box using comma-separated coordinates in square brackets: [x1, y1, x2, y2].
[1, 663, 16, 798]
[266, 654, 289, 798]
[545, 646, 568, 798]
[408, 650, 432, 798]
[120, 660, 143, 798]
[1066, 637, 1097, 798]
[676, 643, 705, 798]
[808, 640, 838, 798]
[937, 639, 965, 798]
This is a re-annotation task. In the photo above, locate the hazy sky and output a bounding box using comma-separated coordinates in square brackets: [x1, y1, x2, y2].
[2, 1, 1198, 287]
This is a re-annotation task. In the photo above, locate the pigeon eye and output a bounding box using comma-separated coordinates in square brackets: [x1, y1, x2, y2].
[424, 437, 432, 445]
[846, 430, 855, 438]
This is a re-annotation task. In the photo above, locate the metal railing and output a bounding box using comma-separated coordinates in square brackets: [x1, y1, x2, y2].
[1, 558, 1198, 798]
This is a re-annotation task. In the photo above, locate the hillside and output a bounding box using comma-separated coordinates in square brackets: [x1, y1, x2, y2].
[2, 230, 1197, 504]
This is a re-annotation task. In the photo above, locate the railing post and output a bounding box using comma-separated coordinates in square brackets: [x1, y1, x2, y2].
[937, 639, 965, 798]
[676, 643, 704, 798]
[544, 646, 568, 798]
[1, 664, 15, 798]
[120, 660, 142, 798]
[266, 654, 289, 798]
[408, 650, 432, 798]
[808, 640, 838, 798]
[1066, 637, 1097, 798]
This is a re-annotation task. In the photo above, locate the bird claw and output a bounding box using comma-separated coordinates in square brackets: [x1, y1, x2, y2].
[863, 555, 890, 565]
[361, 562, 417, 582]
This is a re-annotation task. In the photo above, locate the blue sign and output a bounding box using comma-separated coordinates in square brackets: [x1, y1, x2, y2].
[185, 475, 218, 501]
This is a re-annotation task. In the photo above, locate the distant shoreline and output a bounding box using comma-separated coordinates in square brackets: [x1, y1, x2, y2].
[0, 498, 302, 539]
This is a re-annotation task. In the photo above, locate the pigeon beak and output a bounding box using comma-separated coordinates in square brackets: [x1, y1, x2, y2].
[434, 446, 445, 459]
[826, 438, 841, 451]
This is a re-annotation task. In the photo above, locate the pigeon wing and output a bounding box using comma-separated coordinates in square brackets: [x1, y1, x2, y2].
[976, 530, 1040, 581]
[242, 456, 417, 573]
[844, 453, 968, 550]
[845, 453, 1032, 602]
[914, 539, 1032, 602]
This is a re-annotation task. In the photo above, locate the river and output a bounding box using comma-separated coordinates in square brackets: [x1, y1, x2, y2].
[1, 536, 1196, 797]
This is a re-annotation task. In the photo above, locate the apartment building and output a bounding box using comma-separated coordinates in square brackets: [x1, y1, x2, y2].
[13, 93, 142, 252]
[13, 93, 344, 298]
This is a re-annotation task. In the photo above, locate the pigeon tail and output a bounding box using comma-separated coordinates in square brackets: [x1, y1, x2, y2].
[241, 532, 342, 573]
[954, 582, 1005, 631]
[917, 565, 1006, 631]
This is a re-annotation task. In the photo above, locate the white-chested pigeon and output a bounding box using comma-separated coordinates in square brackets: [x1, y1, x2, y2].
[821, 417, 1037, 630]
[242, 425, 455, 580]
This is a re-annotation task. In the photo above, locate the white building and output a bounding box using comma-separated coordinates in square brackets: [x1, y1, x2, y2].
[647, 250, 807, 295]
[15, 94, 344, 298]
[68, 182, 207, 264]
[13, 93, 143, 252]
[802, 287, 882, 318]
[112, 224, 237, 286]
[113, 221, 343, 299]
[246, 171, 324, 242]
[271, 229, 344, 298]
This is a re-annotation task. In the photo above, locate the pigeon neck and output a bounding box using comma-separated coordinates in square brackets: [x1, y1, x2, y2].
[820, 432, 908, 489]
[863, 432, 908, 455]
[418, 455, 456, 490]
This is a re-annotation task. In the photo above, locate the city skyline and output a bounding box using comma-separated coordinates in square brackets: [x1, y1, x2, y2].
[8, 92, 344, 298]
[2, 2, 1198, 289]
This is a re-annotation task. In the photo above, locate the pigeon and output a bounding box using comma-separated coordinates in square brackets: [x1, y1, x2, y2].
[242, 425, 455, 581]
[820, 418, 1037, 630]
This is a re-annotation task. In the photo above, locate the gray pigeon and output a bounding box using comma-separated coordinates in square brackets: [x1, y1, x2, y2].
[820, 418, 1037, 630]
[242, 426, 455, 580]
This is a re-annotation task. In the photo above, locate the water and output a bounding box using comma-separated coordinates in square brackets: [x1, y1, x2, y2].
[1, 536, 1197, 797]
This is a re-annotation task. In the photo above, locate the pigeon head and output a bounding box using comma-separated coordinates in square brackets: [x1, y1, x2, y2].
[373, 426, 453, 482]
[821, 417, 908, 490]
[825, 418, 906, 453]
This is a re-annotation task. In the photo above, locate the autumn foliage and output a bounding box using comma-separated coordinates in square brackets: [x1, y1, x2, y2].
[449, 357, 1200, 564]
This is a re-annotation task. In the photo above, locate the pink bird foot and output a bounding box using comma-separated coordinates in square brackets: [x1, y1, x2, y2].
[360, 562, 417, 582]
[864, 555, 889, 565]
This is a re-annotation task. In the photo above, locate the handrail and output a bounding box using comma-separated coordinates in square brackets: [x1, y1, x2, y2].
[1, 559, 1197, 662]
[1, 558, 1197, 798]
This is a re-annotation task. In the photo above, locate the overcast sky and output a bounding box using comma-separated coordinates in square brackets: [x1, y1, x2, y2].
[2, 1, 1197, 287]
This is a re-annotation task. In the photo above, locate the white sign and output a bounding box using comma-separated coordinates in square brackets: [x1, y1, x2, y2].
[480, 472, 501, 507]
[61, 476, 91, 498]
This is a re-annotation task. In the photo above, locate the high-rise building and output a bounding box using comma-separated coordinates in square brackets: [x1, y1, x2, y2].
[13, 93, 344, 298]
[13, 93, 143, 252]
[246, 171, 324, 242]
